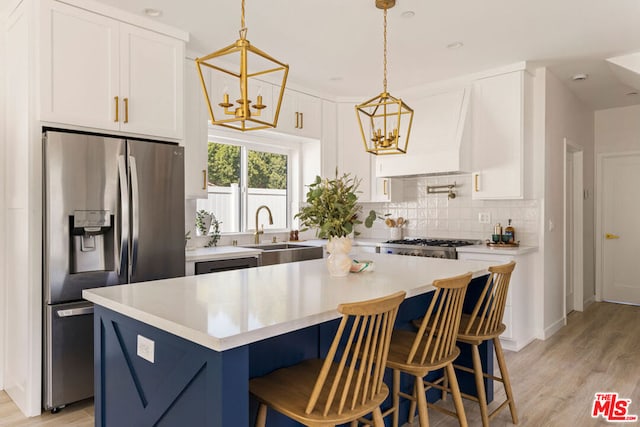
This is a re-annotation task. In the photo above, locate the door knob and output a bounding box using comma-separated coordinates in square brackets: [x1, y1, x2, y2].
[605, 233, 620, 240]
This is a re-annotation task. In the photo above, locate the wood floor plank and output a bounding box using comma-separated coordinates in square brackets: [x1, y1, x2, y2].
[0, 302, 638, 426]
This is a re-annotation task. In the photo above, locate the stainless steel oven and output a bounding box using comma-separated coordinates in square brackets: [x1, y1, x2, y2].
[378, 238, 482, 259]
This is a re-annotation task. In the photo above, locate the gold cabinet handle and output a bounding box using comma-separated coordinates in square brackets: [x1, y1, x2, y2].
[124, 98, 129, 123]
[114, 96, 119, 122]
[300, 112, 303, 129]
[295, 112, 300, 129]
[605, 233, 620, 240]
[474, 174, 479, 192]
[383, 179, 388, 195]
[202, 170, 207, 190]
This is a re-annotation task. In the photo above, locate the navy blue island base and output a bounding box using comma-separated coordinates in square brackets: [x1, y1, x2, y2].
[93, 276, 492, 427]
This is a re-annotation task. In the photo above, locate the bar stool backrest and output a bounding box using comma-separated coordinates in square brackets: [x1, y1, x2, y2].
[305, 291, 406, 417]
[409, 273, 472, 365]
[463, 261, 516, 337]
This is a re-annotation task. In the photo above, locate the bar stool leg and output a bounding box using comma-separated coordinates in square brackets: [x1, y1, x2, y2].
[408, 378, 418, 424]
[372, 407, 385, 427]
[445, 362, 468, 427]
[255, 403, 267, 427]
[471, 344, 490, 427]
[494, 337, 518, 424]
[415, 375, 430, 427]
[392, 369, 400, 427]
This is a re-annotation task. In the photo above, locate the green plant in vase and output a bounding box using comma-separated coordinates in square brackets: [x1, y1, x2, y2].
[295, 171, 378, 276]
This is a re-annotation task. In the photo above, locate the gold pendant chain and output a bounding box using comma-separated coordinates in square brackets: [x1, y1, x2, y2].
[383, 8, 388, 93]
[240, 0, 247, 39]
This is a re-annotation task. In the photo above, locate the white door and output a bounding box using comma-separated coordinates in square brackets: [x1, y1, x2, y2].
[120, 23, 183, 139]
[601, 154, 640, 304]
[565, 153, 574, 313]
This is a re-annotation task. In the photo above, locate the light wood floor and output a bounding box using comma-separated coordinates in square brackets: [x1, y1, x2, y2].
[1, 302, 638, 426]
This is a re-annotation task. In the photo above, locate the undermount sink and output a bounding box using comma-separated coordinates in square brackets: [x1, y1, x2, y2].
[239, 243, 323, 266]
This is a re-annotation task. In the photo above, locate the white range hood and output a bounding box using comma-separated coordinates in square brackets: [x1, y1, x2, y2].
[376, 87, 471, 178]
[607, 52, 640, 91]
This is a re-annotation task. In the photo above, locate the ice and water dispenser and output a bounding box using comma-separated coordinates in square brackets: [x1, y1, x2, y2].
[70, 210, 115, 274]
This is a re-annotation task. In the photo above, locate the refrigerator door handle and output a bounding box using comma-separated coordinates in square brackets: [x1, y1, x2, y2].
[129, 155, 140, 279]
[56, 306, 94, 317]
[117, 155, 129, 279]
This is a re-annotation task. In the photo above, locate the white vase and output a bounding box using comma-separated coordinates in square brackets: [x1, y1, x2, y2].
[325, 236, 353, 277]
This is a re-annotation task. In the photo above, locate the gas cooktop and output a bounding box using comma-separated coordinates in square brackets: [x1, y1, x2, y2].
[383, 238, 482, 248]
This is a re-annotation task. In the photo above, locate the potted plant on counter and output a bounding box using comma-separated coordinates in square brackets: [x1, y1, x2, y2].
[295, 172, 377, 277]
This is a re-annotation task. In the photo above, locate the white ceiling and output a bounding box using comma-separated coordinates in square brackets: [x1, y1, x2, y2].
[46, 0, 640, 109]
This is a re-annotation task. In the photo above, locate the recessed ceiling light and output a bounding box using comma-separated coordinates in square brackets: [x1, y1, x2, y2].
[446, 42, 464, 50]
[571, 73, 589, 81]
[401, 11, 415, 18]
[143, 8, 162, 17]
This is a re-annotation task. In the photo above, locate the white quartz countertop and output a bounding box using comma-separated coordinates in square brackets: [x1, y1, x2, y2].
[185, 246, 262, 262]
[83, 253, 492, 352]
[456, 244, 538, 256]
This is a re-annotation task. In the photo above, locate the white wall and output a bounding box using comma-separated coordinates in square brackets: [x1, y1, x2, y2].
[543, 69, 595, 336]
[4, 0, 42, 415]
[0, 6, 7, 391]
[595, 105, 640, 153]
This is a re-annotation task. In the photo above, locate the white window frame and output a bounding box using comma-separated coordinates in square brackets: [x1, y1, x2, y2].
[205, 128, 298, 234]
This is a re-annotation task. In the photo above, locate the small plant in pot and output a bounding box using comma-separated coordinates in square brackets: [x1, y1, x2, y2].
[295, 172, 378, 276]
[196, 209, 222, 248]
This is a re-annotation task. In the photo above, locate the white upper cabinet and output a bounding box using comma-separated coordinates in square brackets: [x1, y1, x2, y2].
[40, 1, 120, 131]
[336, 102, 401, 203]
[375, 88, 471, 177]
[118, 23, 183, 138]
[184, 59, 209, 199]
[337, 103, 372, 202]
[471, 71, 531, 199]
[276, 88, 322, 139]
[40, 0, 184, 139]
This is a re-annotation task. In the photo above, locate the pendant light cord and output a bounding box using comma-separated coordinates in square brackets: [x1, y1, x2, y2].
[383, 8, 388, 93]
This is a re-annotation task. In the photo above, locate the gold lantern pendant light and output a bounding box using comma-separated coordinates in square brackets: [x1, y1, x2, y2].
[356, 0, 414, 155]
[195, 0, 289, 131]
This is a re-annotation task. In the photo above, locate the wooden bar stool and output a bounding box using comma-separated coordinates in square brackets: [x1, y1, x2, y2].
[384, 272, 473, 427]
[249, 291, 406, 427]
[453, 261, 518, 426]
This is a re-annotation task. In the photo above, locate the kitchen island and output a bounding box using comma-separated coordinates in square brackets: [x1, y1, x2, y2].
[83, 253, 493, 426]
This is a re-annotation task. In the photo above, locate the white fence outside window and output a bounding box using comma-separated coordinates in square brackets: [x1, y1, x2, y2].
[196, 183, 287, 232]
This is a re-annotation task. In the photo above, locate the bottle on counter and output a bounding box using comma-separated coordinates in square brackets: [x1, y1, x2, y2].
[504, 219, 515, 243]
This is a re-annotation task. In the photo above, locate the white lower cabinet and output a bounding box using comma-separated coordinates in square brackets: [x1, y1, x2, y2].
[458, 249, 536, 351]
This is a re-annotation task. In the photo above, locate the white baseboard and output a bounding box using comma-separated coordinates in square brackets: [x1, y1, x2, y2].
[583, 295, 595, 308]
[543, 318, 565, 339]
[500, 336, 537, 352]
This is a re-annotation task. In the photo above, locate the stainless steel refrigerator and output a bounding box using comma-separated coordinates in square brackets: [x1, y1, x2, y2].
[43, 130, 185, 411]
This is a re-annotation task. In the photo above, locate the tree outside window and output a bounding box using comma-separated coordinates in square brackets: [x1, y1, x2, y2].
[198, 141, 289, 232]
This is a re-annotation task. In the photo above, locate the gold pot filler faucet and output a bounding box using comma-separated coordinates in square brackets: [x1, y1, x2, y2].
[254, 205, 273, 244]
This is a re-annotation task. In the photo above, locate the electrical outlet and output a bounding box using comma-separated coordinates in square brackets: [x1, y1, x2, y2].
[478, 212, 491, 224]
[137, 334, 155, 363]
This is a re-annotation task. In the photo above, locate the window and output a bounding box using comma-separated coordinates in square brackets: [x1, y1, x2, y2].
[196, 140, 289, 233]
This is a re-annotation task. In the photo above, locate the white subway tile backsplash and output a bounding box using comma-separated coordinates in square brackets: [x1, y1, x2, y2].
[356, 176, 540, 246]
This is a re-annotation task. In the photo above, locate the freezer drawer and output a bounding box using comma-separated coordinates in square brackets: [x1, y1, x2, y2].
[44, 301, 95, 410]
